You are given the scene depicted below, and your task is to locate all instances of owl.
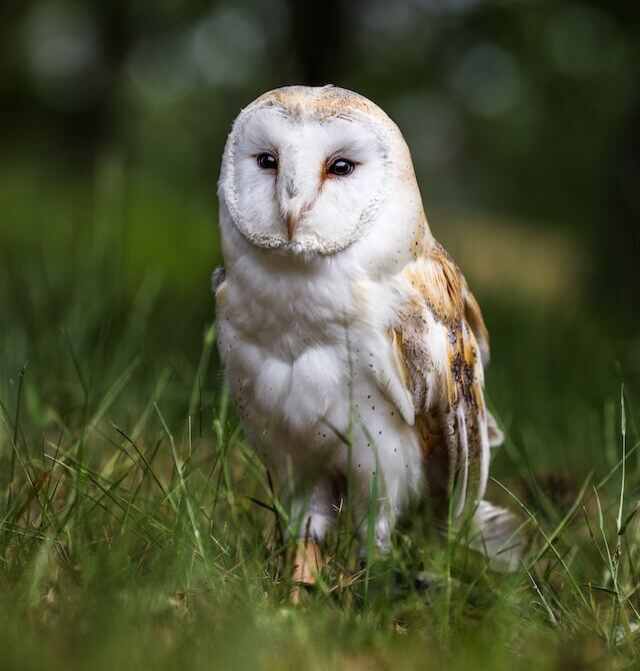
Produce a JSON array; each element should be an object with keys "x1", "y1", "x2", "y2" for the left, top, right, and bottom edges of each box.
[{"x1": 214, "y1": 85, "x2": 522, "y2": 597}]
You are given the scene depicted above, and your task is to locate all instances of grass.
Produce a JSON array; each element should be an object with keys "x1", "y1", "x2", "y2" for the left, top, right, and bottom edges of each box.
[{"x1": 1, "y1": 157, "x2": 639, "y2": 670}]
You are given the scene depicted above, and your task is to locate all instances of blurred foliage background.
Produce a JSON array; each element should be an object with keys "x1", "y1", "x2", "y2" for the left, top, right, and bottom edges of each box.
[{"x1": 1, "y1": 0, "x2": 639, "y2": 467}]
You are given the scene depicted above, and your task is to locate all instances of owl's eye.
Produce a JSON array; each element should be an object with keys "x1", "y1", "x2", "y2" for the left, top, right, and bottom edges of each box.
[
  {"x1": 256, "y1": 152, "x2": 278, "y2": 170},
  {"x1": 327, "y1": 158, "x2": 355, "y2": 177}
]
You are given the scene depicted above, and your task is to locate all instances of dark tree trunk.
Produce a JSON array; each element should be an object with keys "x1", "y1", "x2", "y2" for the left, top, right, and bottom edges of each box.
[{"x1": 285, "y1": 0, "x2": 352, "y2": 86}]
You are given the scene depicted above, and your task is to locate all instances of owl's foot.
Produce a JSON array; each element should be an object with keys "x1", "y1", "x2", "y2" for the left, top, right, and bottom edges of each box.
[{"x1": 290, "y1": 539, "x2": 323, "y2": 605}]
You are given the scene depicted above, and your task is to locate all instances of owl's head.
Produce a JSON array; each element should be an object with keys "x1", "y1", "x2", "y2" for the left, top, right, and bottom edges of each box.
[{"x1": 218, "y1": 86, "x2": 425, "y2": 258}]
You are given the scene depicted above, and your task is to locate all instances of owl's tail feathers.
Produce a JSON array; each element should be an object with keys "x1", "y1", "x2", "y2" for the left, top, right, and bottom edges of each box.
[{"x1": 467, "y1": 500, "x2": 527, "y2": 573}]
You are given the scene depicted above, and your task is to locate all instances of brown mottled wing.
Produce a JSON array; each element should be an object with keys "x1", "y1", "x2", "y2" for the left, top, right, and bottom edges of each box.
[
  {"x1": 391, "y1": 243, "x2": 492, "y2": 519},
  {"x1": 462, "y1": 280, "x2": 504, "y2": 447},
  {"x1": 462, "y1": 280, "x2": 490, "y2": 366}
]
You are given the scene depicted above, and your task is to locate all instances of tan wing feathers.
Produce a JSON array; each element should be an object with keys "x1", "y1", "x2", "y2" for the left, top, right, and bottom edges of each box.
[
  {"x1": 403, "y1": 242, "x2": 464, "y2": 327},
  {"x1": 391, "y1": 242, "x2": 493, "y2": 516},
  {"x1": 462, "y1": 281, "x2": 490, "y2": 366},
  {"x1": 397, "y1": 243, "x2": 483, "y2": 409}
]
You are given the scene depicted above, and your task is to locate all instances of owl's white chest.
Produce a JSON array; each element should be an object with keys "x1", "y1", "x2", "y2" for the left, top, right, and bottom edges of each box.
[
  {"x1": 218, "y1": 253, "x2": 357, "y2": 445},
  {"x1": 216, "y1": 250, "x2": 424, "y2": 506}
]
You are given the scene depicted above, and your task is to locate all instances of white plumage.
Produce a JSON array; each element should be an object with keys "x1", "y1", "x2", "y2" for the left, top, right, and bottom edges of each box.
[{"x1": 214, "y1": 85, "x2": 520, "y2": 582}]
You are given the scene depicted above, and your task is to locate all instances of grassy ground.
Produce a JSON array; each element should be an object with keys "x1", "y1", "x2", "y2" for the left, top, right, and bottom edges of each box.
[{"x1": 1, "y1": 158, "x2": 639, "y2": 670}]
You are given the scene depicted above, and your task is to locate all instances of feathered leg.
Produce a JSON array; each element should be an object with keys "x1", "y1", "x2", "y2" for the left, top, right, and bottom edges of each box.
[
  {"x1": 288, "y1": 480, "x2": 334, "y2": 603},
  {"x1": 291, "y1": 537, "x2": 323, "y2": 604}
]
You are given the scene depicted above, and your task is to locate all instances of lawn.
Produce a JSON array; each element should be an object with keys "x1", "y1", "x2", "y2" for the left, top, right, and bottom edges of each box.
[{"x1": 1, "y1": 159, "x2": 639, "y2": 670}]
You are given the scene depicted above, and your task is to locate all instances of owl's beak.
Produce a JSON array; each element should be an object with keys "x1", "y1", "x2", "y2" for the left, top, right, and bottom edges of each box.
[
  {"x1": 281, "y1": 198, "x2": 312, "y2": 241},
  {"x1": 285, "y1": 212, "x2": 297, "y2": 241},
  {"x1": 278, "y1": 164, "x2": 315, "y2": 241}
]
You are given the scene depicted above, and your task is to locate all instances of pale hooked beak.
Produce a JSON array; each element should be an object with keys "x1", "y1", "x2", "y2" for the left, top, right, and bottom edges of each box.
[
  {"x1": 285, "y1": 212, "x2": 297, "y2": 241},
  {"x1": 278, "y1": 161, "x2": 316, "y2": 241},
  {"x1": 281, "y1": 196, "x2": 313, "y2": 242}
]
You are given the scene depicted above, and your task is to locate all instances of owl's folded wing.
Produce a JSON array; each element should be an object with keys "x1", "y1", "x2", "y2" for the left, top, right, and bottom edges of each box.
[
  {"x1": 385, "y1": 243, "x2": 491, "y2": 517},
  {"x1": 381, "y1": 244, "x2": 521, "y2": 569},
  {"x1": 460, "y1": 274, "x2": 504, "y2": 447}
]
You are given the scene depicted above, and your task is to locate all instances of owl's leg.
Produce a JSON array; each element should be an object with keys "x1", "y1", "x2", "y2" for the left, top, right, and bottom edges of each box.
[
  {"x1": 291, "y1": 537, "x2": 322, "y2": 604},
  {"x1": 289, "y1": 479, "x2": 335, "y2": 604}
]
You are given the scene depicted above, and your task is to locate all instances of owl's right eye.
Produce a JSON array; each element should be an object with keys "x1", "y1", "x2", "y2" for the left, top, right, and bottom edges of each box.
[{"x1": 256, "y1": 153, "x2": 278, "y2": 170}]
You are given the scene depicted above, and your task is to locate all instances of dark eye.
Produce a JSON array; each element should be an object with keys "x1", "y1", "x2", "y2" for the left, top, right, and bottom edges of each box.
[
  {"x1": 256, "y1": 152, "x2": 277, "y2": 170},
  {"x1": 328, "y1": 158, "x2": 355, "y2": 177}
]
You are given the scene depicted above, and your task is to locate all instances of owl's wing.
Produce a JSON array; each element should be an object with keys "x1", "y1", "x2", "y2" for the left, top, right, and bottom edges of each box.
[
  {"x1": 460, "y1": 276, "x2": 504, "y2": 447},
  {"x1": 383, "y1": 243, "x2": 521, "y2": 569},
  {"x1": 387, "y1": 242, "x2": 490, "y2": 517}
]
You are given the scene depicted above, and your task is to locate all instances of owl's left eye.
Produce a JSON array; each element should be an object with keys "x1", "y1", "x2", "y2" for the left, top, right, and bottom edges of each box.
[
  {"x1": 256, "y1": 152, "x2": 278, "y2": 170},
  {"x1": 327, "y1": 158, "x2": 355, "y2": 177}
]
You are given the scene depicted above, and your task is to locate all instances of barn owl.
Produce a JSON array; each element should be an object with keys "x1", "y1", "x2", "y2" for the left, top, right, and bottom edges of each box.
[{"x1": 214, "y1": 85, "x2": 521, "y2": 595}]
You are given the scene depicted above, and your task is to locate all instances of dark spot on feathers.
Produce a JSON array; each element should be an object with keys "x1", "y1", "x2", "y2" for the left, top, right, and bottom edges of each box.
[{"x1": 211, "y1": 266, "x2": 226, "y2": 292}]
